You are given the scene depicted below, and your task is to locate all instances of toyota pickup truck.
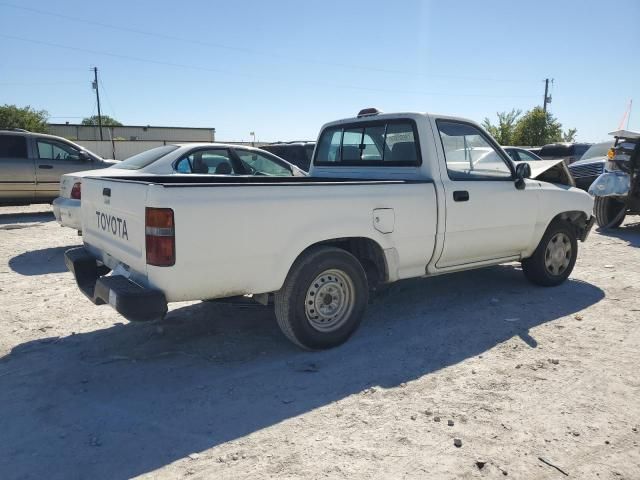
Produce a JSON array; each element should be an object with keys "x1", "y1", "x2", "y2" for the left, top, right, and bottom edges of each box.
[{"x1": 65, "y1": 109, "x2": 595, "y2": 350}]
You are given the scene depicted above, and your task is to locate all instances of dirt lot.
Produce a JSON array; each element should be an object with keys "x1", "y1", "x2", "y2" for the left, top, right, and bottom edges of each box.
[{"x1": 0, "y1": 205, "x2": 638, "y2": 480}]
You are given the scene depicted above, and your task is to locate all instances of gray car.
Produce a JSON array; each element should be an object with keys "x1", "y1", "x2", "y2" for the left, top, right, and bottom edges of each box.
[{"x1": 0, "y1": 129, "x2": 116, "y2": 205}]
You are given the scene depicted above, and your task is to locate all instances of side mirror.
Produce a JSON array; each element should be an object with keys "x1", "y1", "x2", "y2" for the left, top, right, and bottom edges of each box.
[
  {"x1": 78, "y1": 150, "x2": 91, "y2": 161},
  {"x1": 515, "y1": 162, "x2": 531, "y2": 190}
]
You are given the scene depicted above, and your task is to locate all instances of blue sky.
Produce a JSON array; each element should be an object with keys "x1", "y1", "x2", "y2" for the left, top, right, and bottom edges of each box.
[{"x1": 1, "y1": 0, "x2": 638, "y2": 142}]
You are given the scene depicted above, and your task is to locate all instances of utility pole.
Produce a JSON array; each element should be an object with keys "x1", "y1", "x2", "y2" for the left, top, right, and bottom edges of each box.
[
  {"x1": 543, "y1": 78, "x2": 551, "y2": 114},
  {"x1": 92, "y1": 67, "x2": 103, "y2": 140}
]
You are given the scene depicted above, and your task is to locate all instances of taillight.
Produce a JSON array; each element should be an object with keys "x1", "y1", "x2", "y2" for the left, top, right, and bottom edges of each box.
[
  {"x1": 145, "y1": 207, "x2": 175, "y2": 266},
  {"x1": 70, "y1": 182, "x2": 81, "y2": 200}
]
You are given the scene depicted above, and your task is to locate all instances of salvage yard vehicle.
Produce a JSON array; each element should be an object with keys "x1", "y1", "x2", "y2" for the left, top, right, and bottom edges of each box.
[
  {"x1": 589, "y1": 130, "x2": 640, "y2": 228},
  {"x1": 568, "y1": 141, "x2": 614, "y2": 191},
  {"x1": 65, "y1": 109, "x2": 595, "y2": 350},
  {"x1": 0, "y1": 129, "x2": 114, "y2": 205},
  {"x1": 54, "y1": 143, "x2": 305, "y2": 231},
  {"x1": 261, "y1": 141, "x2": 316, "y2": 172},
  {"x1": 538, "y1": 142, "x2": 592, "y2": 164}
]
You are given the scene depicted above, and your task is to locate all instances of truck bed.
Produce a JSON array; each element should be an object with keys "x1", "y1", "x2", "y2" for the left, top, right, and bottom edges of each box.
[{"x1": 80, "y1": 174, "x2": 438, "y2": 302}]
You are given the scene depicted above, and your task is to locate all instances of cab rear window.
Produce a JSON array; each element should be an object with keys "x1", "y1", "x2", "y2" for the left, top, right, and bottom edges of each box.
[{"x1": 314, "y1": 120, "x2": 420, "y2": 167}]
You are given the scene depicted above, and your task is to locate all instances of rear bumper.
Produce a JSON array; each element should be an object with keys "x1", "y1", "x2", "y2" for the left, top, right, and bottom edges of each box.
[
  {"x1": 64, "y1": 247, "x2": 167, "y2": 322},
  {"x1": 52, "y1": 197, "x2": 82, "y2": 230}
]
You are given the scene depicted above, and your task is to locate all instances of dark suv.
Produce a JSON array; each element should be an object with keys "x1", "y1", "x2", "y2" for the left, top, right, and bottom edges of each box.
[
  {"x1": 538, "y1": 142, "x2": 592, "y2": 164},
  {"x1": 261, "y1": 142, "x2": 316, "y2": 172},
  {"x1": 0, "y1": 129, "x2": 115, "y2": 205}
]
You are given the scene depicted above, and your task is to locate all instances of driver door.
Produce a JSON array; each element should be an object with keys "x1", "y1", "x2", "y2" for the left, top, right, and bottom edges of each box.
[
  {"x1": 34, "y1": 138, "x2": 89, "y2": 200},
  {"x1": 434, "y1": 120, "x2": 539, "y2": 268}
]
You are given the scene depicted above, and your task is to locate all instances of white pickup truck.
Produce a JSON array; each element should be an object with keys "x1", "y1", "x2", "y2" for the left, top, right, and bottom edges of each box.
[{"x1": 65, "y1": 109, "x2": 594, "y2": 350}]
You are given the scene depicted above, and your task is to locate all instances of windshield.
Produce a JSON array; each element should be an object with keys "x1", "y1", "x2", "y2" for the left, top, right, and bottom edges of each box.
[
  {"x1": 113, "y1": 145, "x2": 179, "y2": 170},
  {"x1": 581, "y1": 142, "x2": 613, "y2": 160}
]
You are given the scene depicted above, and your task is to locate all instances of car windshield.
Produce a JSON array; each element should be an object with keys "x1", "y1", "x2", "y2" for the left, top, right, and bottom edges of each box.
[
  {"x1": 581, "y1": 142, "x2": 613, "y2": 160},
  {"x1": 113, "y1": 145, "x2": 179, "y2": 170}
]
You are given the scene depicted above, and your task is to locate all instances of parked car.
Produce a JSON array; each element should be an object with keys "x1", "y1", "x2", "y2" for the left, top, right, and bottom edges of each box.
[
  {"x1": 503, "y1": 146, "x2": 543, "y2": 162},
  {"x1": 567, "y1": 141, "x2": 614, "y2": 190},
  {"x1": 527, "y1": 147, "x2": 543, "y2": 156},
  {"x1": 64, "y1": 108, "x2": 593, "y2": 350},
  {"x1": 538, "y1": 142, "x2": 592, "y2": 164},
  {"x1": 261, "y1": 142, "x2": 316, "y2": 171},
  {"x1": 0, "y1": 129, "x2": 115, "y2": 205},
  {"x1": 590, "y1": 130, "x2": 640, "y2": 228},
  {"x1": 53, "y1": 143, "x2": 305, "y2": 231}
]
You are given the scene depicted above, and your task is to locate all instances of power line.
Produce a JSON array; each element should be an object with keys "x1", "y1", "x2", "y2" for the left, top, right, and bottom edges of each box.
[
  {"x1": 0, "y1": 33, "x2": 539, "y2": 100},
  {"x1": 0, "y1": 1, "x2": 540, "y2": 84}
]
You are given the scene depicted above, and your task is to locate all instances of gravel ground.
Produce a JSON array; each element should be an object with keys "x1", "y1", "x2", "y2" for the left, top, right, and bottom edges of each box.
[{"x1": 0, "y1": 204, "x2": 639, "y2": 480}]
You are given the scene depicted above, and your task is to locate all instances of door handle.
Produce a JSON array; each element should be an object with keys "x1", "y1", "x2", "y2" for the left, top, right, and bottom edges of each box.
[
  {"x1": 453, "y1": 190, "x2": 469, "y2": 202},
  {"x1": 38, "y1": 165, "x2": 53, "y2": 169}
]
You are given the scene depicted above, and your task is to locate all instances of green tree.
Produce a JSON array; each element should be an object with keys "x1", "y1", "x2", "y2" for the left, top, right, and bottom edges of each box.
[
  {"x1": 482, "y1": 109, "x2": 522, "y2": 145},
  {"x1": 0, "y1": 104, "x2": 48, "y2": 132},
  {"x1": 562, "y1": 128, "x2": 577, "y2": 142},
  {"x1": 81, "y1": 115, "x2": 122, "y2": 126},
  {"x1": 512, "y1": 107, "x2": 566, "y2": 146}
]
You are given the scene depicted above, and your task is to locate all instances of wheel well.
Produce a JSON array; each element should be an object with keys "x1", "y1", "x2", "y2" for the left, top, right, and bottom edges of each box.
[
  {"x1": 552, "y1": 211, "x2": 589, "y2": 237},
  {"x1": 299, "y1": 237, "x2": 388, "y2": 289}
]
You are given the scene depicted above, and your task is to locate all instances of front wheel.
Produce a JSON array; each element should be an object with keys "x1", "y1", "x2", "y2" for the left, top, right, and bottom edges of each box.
[
  {"x1": 274, "y1": 247, "x2": 368, "y2": 350},
  {"x1": 522, "y1": 220, "x2": 578, "y2": 287},
  {"x1": 594, "y1": 196, "x2": 626, "y2": 229}
]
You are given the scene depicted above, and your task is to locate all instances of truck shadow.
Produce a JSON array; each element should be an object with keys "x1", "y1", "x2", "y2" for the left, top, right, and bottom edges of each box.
[
  {"x1": 0, "y1": 209, "x2": 54, "y2": 225},
  {"x1": 0, "y1": 265, "x2": 604, "y2": 480},
  {"x1": 9, "y1": 245, "x2": 81, "y2": 276},
  {"x1": 597, "y1": 221, "x2": 640, "y2": 247}
]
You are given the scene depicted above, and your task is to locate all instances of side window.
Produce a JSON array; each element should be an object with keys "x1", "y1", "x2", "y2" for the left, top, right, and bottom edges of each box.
[
  {"x1": 37, "y1": 140, "x2": 80, "y2": 161},
  {"x1": 436, "y1": 121, "x2": 512, "y2": 180},
  {"x1": 314, "y1": 121, "x2": 419, "y2": 166},
  {"x1": 236, "y1": 151, "x2": 292, "y2": 176},
  {"x1": 0, "y1": 135, "x2": 28, "y2": 159},
  {"x1": 174, "y1": 149, "x2": 235, "y2": 174}
]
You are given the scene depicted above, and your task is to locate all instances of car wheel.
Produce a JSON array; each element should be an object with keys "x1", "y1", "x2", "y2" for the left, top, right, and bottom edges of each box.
[
  {"x1": 274, "y1": 246, "x2": 368, "y2": 350},
  {"x1": 594, "y1": 196, "x2": 626, "y2": 229},
  {"x1": 522, "y1": 220, "x2": 578, "y2": 287}
]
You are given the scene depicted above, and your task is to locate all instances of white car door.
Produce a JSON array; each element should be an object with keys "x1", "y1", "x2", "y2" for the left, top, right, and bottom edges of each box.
[{"x1": 433, "y1": 120, "x2": 539, "y2": 268}]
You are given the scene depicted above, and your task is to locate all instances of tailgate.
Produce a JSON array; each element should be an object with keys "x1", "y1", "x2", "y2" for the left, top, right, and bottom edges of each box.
[{"x1": 81, "y1": 177, "x2": 149, "y2": 275}]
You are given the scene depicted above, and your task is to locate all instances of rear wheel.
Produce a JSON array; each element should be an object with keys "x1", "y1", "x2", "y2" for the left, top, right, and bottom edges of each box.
[
  {"x1": 594, "y1": 196, "x2": 626, "y2": 229},
  {"x1": 522, "y1": 220, "x2": 578, "y2": 287},
  {"x1": 274, "y1": 247, "x2": 368, "y2": 350}
]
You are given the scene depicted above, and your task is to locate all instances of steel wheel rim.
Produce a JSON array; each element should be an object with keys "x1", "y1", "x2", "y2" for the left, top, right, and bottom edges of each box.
[
  {"x1": 544, "y1": 232, "x2": 572, "y2": 276},
  {"x1": 305, "y1": 269, "x2": 355, "y2": 332}
]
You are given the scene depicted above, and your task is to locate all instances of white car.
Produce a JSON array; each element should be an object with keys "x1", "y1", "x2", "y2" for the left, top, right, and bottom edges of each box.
[
  {"x1": 65, "y1": 109, "x2": 594, "y2": 350},
  {"x1": 53, "y1": 143, "x2": 305, "y2": 231}
]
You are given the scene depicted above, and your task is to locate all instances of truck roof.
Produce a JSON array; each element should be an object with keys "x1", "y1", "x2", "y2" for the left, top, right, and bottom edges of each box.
[{"x1": 320, "y1": 110, "x2": 479, "y2": 131}]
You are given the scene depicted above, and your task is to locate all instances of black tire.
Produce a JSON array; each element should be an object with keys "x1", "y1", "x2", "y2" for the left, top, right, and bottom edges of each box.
[
  {"x1": 594, "y1": 196, "x2": 626, "y2": 229},
  {"x1": 522, "y1": 220, "x2": 578, "y2": 287},
  {"x1": 274, "y1": 246, "x2": 369, "y2": 350}
]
